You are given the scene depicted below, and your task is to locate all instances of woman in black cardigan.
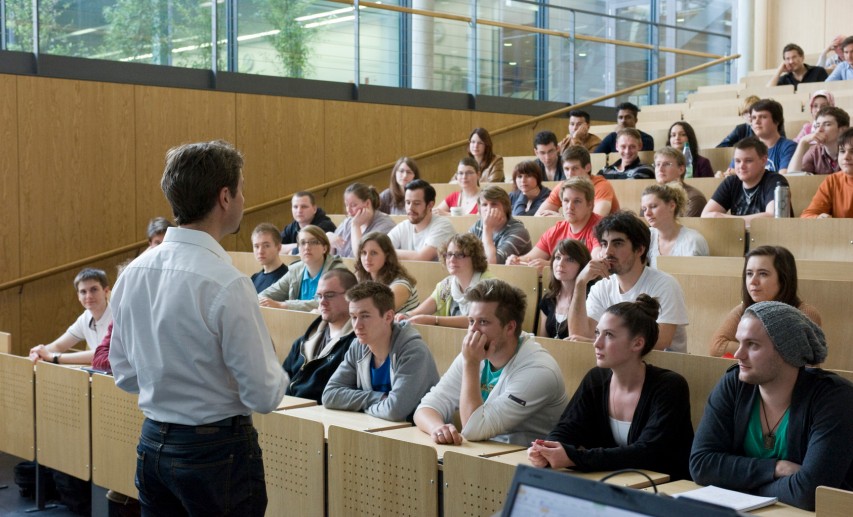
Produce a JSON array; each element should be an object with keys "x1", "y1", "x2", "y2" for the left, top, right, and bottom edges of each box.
[{"x1": 528, "y1": 294, "x2": 694, "y2": 480}]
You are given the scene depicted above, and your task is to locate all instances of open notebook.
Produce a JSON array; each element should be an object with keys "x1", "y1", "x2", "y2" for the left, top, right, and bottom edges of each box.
[{"x1": 675, "y1": 485, "x2": 778, "y2": 512}]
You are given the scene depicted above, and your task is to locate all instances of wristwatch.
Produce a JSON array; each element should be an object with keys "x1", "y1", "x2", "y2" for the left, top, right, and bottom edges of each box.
[{"x1": 52, "y1": 353, "x2": 61, "y2": 364}]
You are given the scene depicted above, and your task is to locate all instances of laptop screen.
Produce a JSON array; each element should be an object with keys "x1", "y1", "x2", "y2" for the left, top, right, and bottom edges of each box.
[{"x1": 501, "y1": 466, "x2": 740, "y2": 517}]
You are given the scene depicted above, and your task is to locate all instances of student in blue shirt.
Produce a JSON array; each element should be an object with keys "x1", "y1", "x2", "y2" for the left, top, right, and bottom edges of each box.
[{"x1": 322, "y1": 281, "x2": 439, "y2": 422}]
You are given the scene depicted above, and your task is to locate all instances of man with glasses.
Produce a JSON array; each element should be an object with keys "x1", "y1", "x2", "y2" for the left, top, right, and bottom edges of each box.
[
  {"x1": 414, "y1": 279, "x2": 567, "y2": 445},
  {"x1": 533, "y1": 131, "x2": 564, "y2": 182},
  {"x1": 322, "y1": 281, "x2": 439, "y2": 422},
  {"x1": 388, "y1": 179, "x2": 455, "y2": 261},
  {"x1": 283, "y1": 269, "x2": 359, "y2": 403}
]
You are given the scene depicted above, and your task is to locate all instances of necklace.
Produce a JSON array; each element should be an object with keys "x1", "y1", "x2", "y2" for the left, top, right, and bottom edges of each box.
[
  {"x1": 742, "y1": 184, "x2": 759, "y2": 205},
  {"x1": 760, "y1": 398, "x2": 787, "y2": 450}
]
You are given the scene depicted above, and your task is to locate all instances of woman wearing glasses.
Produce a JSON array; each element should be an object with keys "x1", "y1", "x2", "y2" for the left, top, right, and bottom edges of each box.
[
  {"x1": 434, "y1": 157, "x2": 482, "y2": 216},
  {"x1": 259, "y1": 225, "x2": 347, "y2": 311},
  {"x1": 354, "y1": 232, "x2": 419, "y2": 314},
  {"x1": 395, "y1": 233, "x2": 491, "y2": 328}
]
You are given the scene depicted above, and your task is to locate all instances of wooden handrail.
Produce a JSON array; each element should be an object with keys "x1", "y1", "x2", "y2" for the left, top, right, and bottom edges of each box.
[
  {"x1": 331, "y1": 0, "x2": 726, "y2": 60},
  {"x1": 0, "y1": 54, "x2": 739, "y2": 292}
]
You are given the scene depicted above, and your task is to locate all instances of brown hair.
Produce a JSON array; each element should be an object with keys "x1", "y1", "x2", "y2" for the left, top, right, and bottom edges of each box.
[
  {"x1": 468, "y1": 128, "x2": 496, "y2": 171},
  {"x1": 560, "y1": 176, "x2": 595, "y2": 204},
  {"x1": 544, "y1": 239, "x2": 592, "y2": 302},
  {"x1": 354, "y1": 232, "x2": 416, "y2": 286},
  {"x1": 478, "y1": 186, "x2": 512, "y2": 220},
  {"x1": 298, "y1": 225, "x2": 331, "y2": 259},
  {"x1": 345, "y1": 182, "x2": 381, "y2": 210},
  {"x1": 252, "y1": 222, "x2": 282, "y2": 246},
  {"x1": 439, "y1": 233, "x2": 488, "y2": 274},
  {"x1": 388, "y1": 157, "x2": 421, "y2": 211},
  {"x1": 641, "y1": 183, "x2": 688, "y2": 218},
  {"x1": 605, "y1": 294, "x2": 661, "y2": 355},
  {"x1": 464, "y1": 279, "x2": 527, "y2": 338},
  {"x1": 560, "y1": 145, "x2": 591, "y2": 169},
  {"x1": 346, "y1": 281, "x2": 396, "y2": 316},
  {"x1": 742, "y1": 246, "x2": 801, "y2": 309},
  {"x1": 512, "y1": 160, "x2": 544, "y2": 190}
]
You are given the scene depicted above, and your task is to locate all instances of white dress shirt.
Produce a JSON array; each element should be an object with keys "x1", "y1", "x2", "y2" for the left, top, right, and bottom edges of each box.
[{"x1": 109, "y1": 227, "x2": 288, "y2": 425}]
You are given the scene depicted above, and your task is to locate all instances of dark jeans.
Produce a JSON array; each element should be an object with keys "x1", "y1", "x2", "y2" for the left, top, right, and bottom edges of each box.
[{"x1": 136, "y1": 416, "x2": 267, "y2": 517}]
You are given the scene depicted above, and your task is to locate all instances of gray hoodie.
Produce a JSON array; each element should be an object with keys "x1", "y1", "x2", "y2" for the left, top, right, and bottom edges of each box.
[{"x1": 322, "y1": 323, "x2": 439, "y2": 422}]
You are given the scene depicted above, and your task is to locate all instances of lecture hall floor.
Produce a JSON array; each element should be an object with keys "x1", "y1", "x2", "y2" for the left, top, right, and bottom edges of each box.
[{"x1": 0, "y1": 452, "x2": 78, "y2": 516}]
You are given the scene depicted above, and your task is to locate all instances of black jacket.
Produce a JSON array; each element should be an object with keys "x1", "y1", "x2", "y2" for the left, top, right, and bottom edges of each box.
[{"x1": 283, "y1": 316, "x2": 356, "y2": 403}]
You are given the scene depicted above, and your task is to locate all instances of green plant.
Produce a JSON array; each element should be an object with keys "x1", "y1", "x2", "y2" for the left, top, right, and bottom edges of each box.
[{"x1": 262, "y1": 0, "x2": 315, "y2": 78}]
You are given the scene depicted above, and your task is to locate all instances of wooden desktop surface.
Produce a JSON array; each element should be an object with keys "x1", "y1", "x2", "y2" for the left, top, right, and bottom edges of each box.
[
  {"x1": 373, "y1": 425, "x2": 526, "y2": 461},
  {"x1": 276, "y1": 395, "x2": 317, "y2": 410},
  {"x1": 649, "y1": 480, "x2": 814, "y2": 516},
  {"x1": 281, "y1": 405, "x2": 411, "y2": 437}
]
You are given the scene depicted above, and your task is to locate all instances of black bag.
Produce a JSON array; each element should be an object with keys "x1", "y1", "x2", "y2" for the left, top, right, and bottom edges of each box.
[
  {"x1": 52, "y1": 470, "x2": 91, "y2": 516},
  {"x1": 13, "y1": 460, "x2": 57, "y2": 500}
]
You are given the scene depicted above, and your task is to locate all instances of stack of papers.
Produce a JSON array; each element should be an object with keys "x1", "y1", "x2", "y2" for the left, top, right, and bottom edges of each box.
[{"x1": 674, "y1": 485, "x2": 778, "y2": 512}]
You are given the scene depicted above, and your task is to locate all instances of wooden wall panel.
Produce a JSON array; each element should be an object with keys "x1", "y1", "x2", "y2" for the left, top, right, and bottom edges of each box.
[
  {"x1": 134, "y1": 86, "x2": 237, "y2": 241},
  {"x1": 17, "y1": 77, "x2": 135, "y2": 275},
  {"x1": 233, "y1": 93, "x2": 325, "y2": 249},
  {"x1": 0, "y1": 74, "x2": 19, "y2": 284}
]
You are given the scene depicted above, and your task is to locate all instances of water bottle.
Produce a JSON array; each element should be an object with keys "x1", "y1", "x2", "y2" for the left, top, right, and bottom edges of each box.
[
  {"x1": 774, "y1": 183, "x2": 790, "y2": 218},
  {"x1": 683, "y1": 142, "x2": 694, "y2": 179}
]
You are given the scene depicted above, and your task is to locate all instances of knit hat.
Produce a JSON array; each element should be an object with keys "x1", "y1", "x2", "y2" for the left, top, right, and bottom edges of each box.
[
  {"x1": 809, "y1": 90, "x2": 836, "y2": 110},
  {"x1": 745, "y1": 301, "x2": 828, "y2": 367}
]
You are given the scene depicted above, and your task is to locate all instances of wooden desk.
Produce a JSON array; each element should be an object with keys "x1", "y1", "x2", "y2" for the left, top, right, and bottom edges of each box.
[
  {"x1": 276, "y1": 394, "x2": 317, "y2": 410},
  {"x1": 373, "y1": 425, "x2": 525, "y2": 461},
  {"x1": 650, "y1": 480, "x2": 814, "y2": 516},
  {"x1": 488, "y1": 450, "x2": 670, "y2": 489},
  {"x1": 282, "y1": 405, "x2": 411, "y2": 437}
]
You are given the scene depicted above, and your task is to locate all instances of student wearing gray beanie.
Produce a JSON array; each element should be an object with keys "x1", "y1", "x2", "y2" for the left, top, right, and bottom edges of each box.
[
  {"x1": 690, "y1": 302, "x2": 853, "y2": 511},
  {"x1": 745, "y1": 301, "x2": 828, "y2": 367}
]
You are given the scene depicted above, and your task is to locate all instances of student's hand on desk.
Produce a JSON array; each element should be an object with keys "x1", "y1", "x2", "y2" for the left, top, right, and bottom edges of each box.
[
  {"x1": 527, "y1": 444, "x2": 549, "y2": 468},
  {"x1": 774, "y1": 460, "x2": 801, "y2": 478},
  {"x1": 258, "y1": 298, "x2": 287, "y2": 309},
  {"x1": 529, "y1": 440, "x2": 573, "y2": 469},
  {"x1": 535, "y1": 209, "x2": 561, "y2": 217},
  {"x1": 524, "y1": 258, "x2": 549, "y2": 272},
  {"x1": 430, "y1": 423, "x2": 463, "y2": 445},
  {"x1": 29, "y1": 344, "x2": 48, "y2": 363}
]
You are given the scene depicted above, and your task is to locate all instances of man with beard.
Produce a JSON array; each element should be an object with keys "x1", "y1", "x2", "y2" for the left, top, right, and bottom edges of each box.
[
  {"x1": 567, "y1": 211, "x2": 689, "y2": 352},
  {"x1": 387, "y1": 179, "x2": 456, "y2": 261}
]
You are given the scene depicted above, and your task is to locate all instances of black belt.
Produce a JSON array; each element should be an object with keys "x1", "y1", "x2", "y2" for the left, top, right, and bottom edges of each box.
[{"x1": 148, "y1": 415, "x2": 253, "y2": 430}]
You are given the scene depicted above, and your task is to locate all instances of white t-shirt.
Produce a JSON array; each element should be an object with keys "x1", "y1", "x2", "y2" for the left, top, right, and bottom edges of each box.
[
  {"x1": 66, "y1": 305, "x2": 112, "y2": 349},
  {"x1": 586, "y1": 267, "x2": 689, "y2": 353},
  {"x1": 647, "y1": 226, "x2": 710, "y2": 269},
  {"x1": 387, "y1": 215, "x2": 456, "y2": 259}
]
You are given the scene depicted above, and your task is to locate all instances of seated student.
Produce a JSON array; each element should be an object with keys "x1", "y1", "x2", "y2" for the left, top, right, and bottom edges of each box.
[
  {"x1": 569, "y1": 211, "x2": 689, "y2": 353},
  {"x1": 532, "y1": 131, "x2": 564, "y2": 182},
  {"x1": 766, "y1": 43, "x2": 828, "y2": 88},
  {"x1": 709, "y1": 246, "x2": 822, "y2": 358},
  {"x1": 146, "y1": 216, "x2": 174, "y2": 249},
  {"x1": 283, "y1": 269, "x2": 359, "y2": 403},
  {"x1": 281, "y1": 191, "x2": 337, "y2": 255},
  {"x1": 793, "y1": 90, "x2": 835, "y2": 143},
  {"x1": 702, "y1": 137, "x2": 790, "y2": 226},
  {"x1": 467, "y1": 127, "x2": 504, "y2": 183},
  {"x1": 387, "y1": 179, "x2": 455, "y2": 261},
  {"x1": 598, "y1": 128, "x2": 655, "y2": 180},
  {"x1": 259, "y1": 225, "x2": 347, "y2": 311},
  {"x1": 668, "y1": 121, "x2": 714, "y2": 178},
  {"x1": 435, "y1": 157, "x2": 482, "y2": 216},
  {"x1": 469, "y1": 186, "x2": 532, "y2": 265},
  {"x1": 825, "y1": 35, "x2": 853, "y2": 81},
  {"x1": 396, "y1": 233, "x2": 491, "y2": 329},
  {"x1": 690, "y1": 302, "x2": 853, "y2": 511},
  {"x1": 414, "y1": 279, "x2": 568, "y2": 445},
  {"x1": 641, "y1": 183, "x2": 709, "y2": 269},
  {"x1": 653, "y1": 146, "x2": 706, "y2": 217},
  {"x1": 536, "y1": 146, "x2": 620, "y2": 217},
  {"x1": 379, "y1": 157, "x2": 420, "y2": 215},
  {"x1": 529, "y1": 295, "x2": 693, "y2": 480},
  {"x1": 721, "y1": 99, "x2": 796, "y2": 175},
  {"x1": 716, "y1": 95, "x2": 761, "y2": 148},
  {"x1": 329, "y1": 183, "x2": 396, "y2": 258},
  {"x1": 537, "y1": 239, "x2": 591, "y2": 340},
  {"x1": 817, "y1": 35, "x2": 845, "y2": 74},
  {"x1": 789, "y1": 106, "x2": 849, "y2": 174},
  {"x1": 322, "y1": 281, "x2": 439, "y2": 422},
  {"x1": 801, "y1": 127, "x2": 853, "y2": 218},
  {"x1": 558, "y1": 109, "x2": 602, "y2": 153},
  {"x1": 250, "y1": 223, "x2": 288, "y2": 293},
  {"x1": 91, "y1": 259, "x2": 137, "y2": 373},
  {"x1": 509, "y1": 160, "x2": 551, "y2": 216},
  {"x1": 508, "y1": 177, "x2": 602, "y2": 269},
  {"x1": 355, "y1": 232, "x2": 419, "y2": 314},
  {"x1": 594, "y1": 102, "x2": 655, "y2": 153},
  {"x1": 29, "y1": 268, "x2": 112, "y2": 365}
]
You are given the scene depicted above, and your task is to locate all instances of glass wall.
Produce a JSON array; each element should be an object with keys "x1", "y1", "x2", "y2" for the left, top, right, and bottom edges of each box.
[{"x1": 1, "y1": 0, "x2": 733, "y2": 107}]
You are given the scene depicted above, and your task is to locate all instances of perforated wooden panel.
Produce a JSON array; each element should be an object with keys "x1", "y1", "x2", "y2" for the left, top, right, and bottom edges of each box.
[
  {"x1": 443, "y1": 452, "x2": 516, "y2": 517},
  {"x1": 255, "y1": 412, "x2": 325, "y2": 517},
  {"x1": 91, "y1": 373, "x2": 143, "y2": 496},
  {"x1": 328, "y1": 426, "x2": 438, "y2": 517},
  {"x1": 35, "y1": 363, "x2": 91, "y2": 480},
  {"x1": 0, "y1": 353, "x2": 35, "y2": 460}
]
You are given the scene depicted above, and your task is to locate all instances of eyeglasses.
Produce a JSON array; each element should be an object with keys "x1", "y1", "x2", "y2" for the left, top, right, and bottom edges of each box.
[
  {"x1": 299, "y1": 239, "x2": 322, "y2": 247},
  {"x1": 456, "y1": 170, "x2": 478, "y2": 177},
  {"x1": 314, "y1": 291, "x2": 345, "y2": 301},
  {"x1": 442, "y1": 252, "x2": 468, "y2": 260}
]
